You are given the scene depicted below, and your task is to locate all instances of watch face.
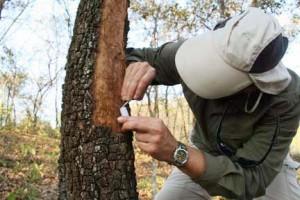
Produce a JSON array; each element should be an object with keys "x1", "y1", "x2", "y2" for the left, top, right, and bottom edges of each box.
[
  {"x1": 175, "y1": 149, "x2": 188, "y2": 163},
  {"x1": 173, "y1": 143, "x2": 189, "y2": 166}
]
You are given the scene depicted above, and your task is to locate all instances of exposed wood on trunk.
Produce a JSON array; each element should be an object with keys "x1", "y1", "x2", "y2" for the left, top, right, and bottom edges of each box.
[{"x1": 92, "y1": 0, "x2": 128, "y2": 132}]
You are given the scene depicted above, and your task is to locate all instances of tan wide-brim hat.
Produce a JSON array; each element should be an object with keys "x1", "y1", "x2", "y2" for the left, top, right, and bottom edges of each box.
[{"x1": 175, "y1": 7, "x2": 291, "y2": 99}]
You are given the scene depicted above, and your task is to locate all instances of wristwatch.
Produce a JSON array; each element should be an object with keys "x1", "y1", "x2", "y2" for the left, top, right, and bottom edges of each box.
[{"x1": 172, "y1": 142, "x2": 189, "y2": 167}]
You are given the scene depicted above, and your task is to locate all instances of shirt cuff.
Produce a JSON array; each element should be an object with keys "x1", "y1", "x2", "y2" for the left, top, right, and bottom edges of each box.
[{"x1": 126, "y1": 56, "x2": 143, "y2": 64}]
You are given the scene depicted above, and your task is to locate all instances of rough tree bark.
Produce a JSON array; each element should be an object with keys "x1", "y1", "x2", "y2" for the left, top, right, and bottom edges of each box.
[{"x1": 58, "y1": 0, "x2": 138, "y2": 199}]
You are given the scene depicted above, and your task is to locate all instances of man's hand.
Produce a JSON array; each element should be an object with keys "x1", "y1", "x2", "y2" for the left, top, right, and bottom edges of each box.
[
  {"x1": 121, "y1": 62, "x2": 156, "y2": 101},
  {"x1": 117, "y1": 116, "x2": 177, "y2": 163}
]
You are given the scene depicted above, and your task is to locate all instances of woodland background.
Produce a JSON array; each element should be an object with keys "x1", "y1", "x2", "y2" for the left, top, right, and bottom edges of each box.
[{"x1": 0, "y1": 0, "x2": 300, "y2": 199}]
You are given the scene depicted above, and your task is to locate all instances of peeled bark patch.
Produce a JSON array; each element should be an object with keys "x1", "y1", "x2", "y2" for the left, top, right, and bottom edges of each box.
[{"x1": 92, "y1": 0, "x2": 128, "y2": 132}]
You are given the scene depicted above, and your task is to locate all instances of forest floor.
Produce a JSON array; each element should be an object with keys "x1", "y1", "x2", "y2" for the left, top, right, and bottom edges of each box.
[
  {"x1": 0, "y1": 130, "x2": 299, "y2": 200},
  {"x1": 0, "y1": 131, "x2": 59, "y2": 200},
  {"x1": 0, "y1": 130, "x2": 171, "y2": 200}
]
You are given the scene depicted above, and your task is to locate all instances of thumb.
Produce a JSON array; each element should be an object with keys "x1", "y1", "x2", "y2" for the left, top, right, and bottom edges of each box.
[{"x1": 117, "y1": 116, "x2": 129, "y2": 124}]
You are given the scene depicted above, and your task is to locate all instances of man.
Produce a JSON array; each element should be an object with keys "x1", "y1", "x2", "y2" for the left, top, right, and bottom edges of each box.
[{"x1": 117, "y1": 8, "x2": 300, "y2": 200}]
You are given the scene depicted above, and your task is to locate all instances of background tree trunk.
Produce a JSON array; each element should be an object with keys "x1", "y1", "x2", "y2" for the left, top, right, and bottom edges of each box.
[
  {"x1": 0, "y1": 0, "x2": 5, "y2": 19},
  {"x1": 58, "y1": 0, "x2": 138, "y2": 199},
  {"x1": 251, "y1": 0, "x2": 259, "y2": 7}
]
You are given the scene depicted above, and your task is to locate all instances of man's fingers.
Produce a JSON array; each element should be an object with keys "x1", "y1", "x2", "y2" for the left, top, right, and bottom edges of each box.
[
  {"x1": 121, "y1": 62, "x2": 155, "y2": 101},
  {"x1": 117, "y1": 116, "x2": 128, "y2": 124},
  {"x1": 134, "y1": 68, "x2": 156, "y2": 100},
  {"x1": 122, "y1": 62, "x2": 145, "y2": 100},
  {"x1": 122, "y1": 64, "x2": 137, "y2": 100},
  {"x1": 120, "y1": 119, "x2": 149, "y2": 132},
  {"x1": 126, "y1": 67, "x2": 148, "y2": 100},
  {"x1": 117, "y1": 116, "x2": 155, "y2": 133},
  {"x1": 118, "y1": 117, "x2": 156, "y2": 142}
]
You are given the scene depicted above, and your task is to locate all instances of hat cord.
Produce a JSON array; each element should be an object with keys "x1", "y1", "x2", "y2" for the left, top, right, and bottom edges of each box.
[{"x1": 244, "y1": 92, "x2": 263, "y2": 113}]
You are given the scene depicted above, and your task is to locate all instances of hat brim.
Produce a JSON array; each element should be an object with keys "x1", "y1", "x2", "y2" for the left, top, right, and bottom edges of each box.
[
  {"x1": 175, "y1": 32, "x2": 252, "y2": 99},
  {"x1": 249, "y1": 62, "x2": 291, "y2": 95}
]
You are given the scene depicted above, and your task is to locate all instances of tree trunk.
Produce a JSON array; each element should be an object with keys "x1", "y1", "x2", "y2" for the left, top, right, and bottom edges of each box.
[
  {"x1": 58, "y1": 0, "x2": 138, "y2": 199},
  {"x1": 251, "y1": 0, "x2": 260, "y2": 7},
  {"x1": 0, "y1": 0, "x2": 5, "y2": 19},
  {"x1": 218, "y1": 0, "x2": 226, "y2": 18}
]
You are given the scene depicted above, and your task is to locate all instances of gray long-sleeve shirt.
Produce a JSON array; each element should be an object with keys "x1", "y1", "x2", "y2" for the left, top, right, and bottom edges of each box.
[{"x1": 126, "y1": 41, "x2": 300, "y2": 199}]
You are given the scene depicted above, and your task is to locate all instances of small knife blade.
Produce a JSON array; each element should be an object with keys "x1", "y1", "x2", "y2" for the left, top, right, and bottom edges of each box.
[{"x1": 120, "y1": 100, "x2": 130, "y2": 116}]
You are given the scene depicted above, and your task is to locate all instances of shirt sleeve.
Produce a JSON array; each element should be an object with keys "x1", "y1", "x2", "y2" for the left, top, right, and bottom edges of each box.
[
  {"x1": 194, "y1": 98, "x2": 300, "y2": 199},
  {"x1": 126, "y1": 40, "x2": 185, "y2": 85}
]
